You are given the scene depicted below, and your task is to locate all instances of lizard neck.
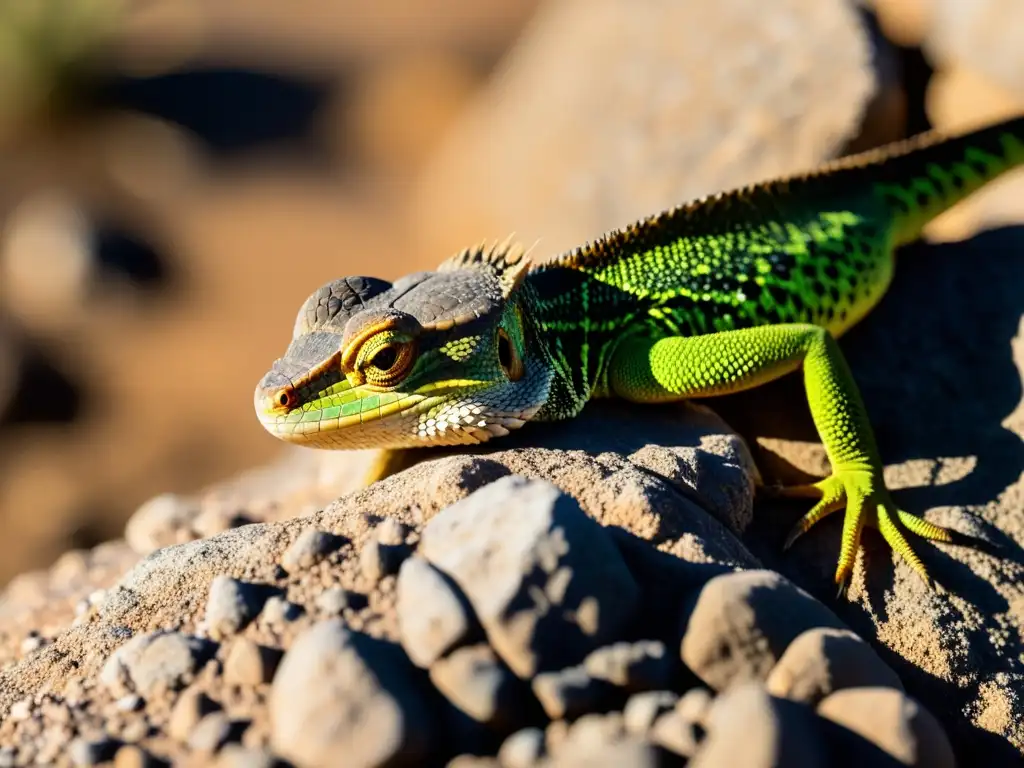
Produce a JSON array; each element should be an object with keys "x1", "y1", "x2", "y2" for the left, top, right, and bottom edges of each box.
[{"x1": 522, "y1": 266, "x2": 646, "y2": 420}]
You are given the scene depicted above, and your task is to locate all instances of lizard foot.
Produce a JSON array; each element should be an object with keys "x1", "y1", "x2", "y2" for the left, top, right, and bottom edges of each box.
[{"x1": 773, "y1": 468, "x2": 955, "y2": 592}]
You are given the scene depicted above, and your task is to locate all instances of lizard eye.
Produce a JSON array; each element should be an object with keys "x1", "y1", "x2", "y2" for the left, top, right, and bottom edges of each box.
[
  {"x1": 364, "y1": 340, "x2": 416, "y2": 387},
  {"x1": 498, "y1": 328, "x2": 524, "y2": 382}
]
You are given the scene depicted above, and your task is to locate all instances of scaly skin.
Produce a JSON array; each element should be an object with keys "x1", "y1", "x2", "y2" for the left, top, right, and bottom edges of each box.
[{"x1": 256, "y1": 115, "x2": 1024, "y2": 593}]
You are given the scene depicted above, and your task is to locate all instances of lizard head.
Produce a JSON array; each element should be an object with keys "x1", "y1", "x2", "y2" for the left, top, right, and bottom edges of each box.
[{"x1": 254, "y1": 241, "x2": 553, "y2": 449}]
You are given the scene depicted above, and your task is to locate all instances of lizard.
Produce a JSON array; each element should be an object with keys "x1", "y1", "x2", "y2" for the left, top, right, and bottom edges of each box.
[{"x1": 254, "y1": 114, "x2": 1024, "y2": 593}]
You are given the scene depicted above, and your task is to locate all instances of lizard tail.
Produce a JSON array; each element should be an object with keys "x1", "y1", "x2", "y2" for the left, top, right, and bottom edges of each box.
[{"x1": 862, "y1": 115, "x2": 1024, "y2": 247}]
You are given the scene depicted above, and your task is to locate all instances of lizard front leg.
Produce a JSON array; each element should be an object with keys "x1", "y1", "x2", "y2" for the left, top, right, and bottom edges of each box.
[{"x1": 608, "y1": 324, "x2": 955, "y2": 592}]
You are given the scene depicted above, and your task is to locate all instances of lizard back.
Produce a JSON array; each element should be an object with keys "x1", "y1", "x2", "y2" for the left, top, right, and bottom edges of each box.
[{"x1": 524, "y1": 115, "x2": 1024, "y2": 416}]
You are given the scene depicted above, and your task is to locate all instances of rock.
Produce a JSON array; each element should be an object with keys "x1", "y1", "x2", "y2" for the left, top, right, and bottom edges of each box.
[
  {"x1": 270, "y1": 619, "x2": 435, "y2": 768},
  {"x1": 397, "y1": 556, "x2": 476, "y2": 668},
  {"x1": 817, "y1": 687, "x2": 955, "y2": 768},
  {"x1": 547, "y1": 736, "x2": 666, "y2": 768},
  {"x1": 497, "y1": 727, "x2": 546, "y2": 768},
  {"x1": 113, "y1": 745, "x2": 158, "y2": 768},
  {"x1": 414, "y1": 0, "x2": 883, "y2": 261},
  {"x1": 315, "y1": 586, "x2": 350, "y2": 616},
  {"x1": 649, "y1": 708, "x2": 701, "y2": 758},
  {"x1": 583, "y1": 640, "x2": 672, "y2": 692},
  {"x1": 68, "y1": 737, "x2": 119, "y2": 767},
  {"x1": 765, "y1": 627, "x2": 903, "y2": 705},
  {"x1": 420, "y1": 476, "x2": 640, "y2": 678},
  {"x1": 360, "y1": 539, "x2": 407, "y2": 584},
  {"x1": 169, "y1": 688, "x2": 219, "y2": 743},
  {"x1": 261, "y1": 596, "x2": 302, "y2": 625},
  {"x1": 532, "y1": 666, "x2": 615, "y2": 721},
  {"x1": 623, "y1": 691, "x2": 680, "y2": 735},
  {"x1": 188, "y1": 711, "x2": 235, "y2": 753},
  {"x1": 124, "y1": 493, "x2": 198, "y2": 555},
  {"x1": 223, "y1": 638, "x2": 281, "y2": 686},
  {"x1": 215, "y1": 745, "x2": 277, "y2": 768},
  {"x1": 564, "y1": 712, "x2": 626, "y2": 748},
  {"x1": 203, "y1": 575, "x2": 270, "y2": 640},
  {"x1": 376, "y1": 517, "x2": 408, "y2": 546},
  {"x1": 100, "y1": 630, "x2": 215, "y2": 698},
  {"x1": 429, "y1": 644, "x2": 532, "y2": 730},
  {"x1": 115, "y1": 694, "x2": 143, "y2": 712},
  {"x1": 680, "y1": 570, "x2": 846, "y2": 691},
  {"x1": 925, "y1": 0, "x2": 1024, "y2": 99},
  {"x1": 675, "y1": 687, "x2": 713, "y2": 728},
  {"x1": 691, "y1": 682, "x2": 827, "y2": 767},
  {"x1": 280, "y1": 528, "x2": 342, "y2": 573}
]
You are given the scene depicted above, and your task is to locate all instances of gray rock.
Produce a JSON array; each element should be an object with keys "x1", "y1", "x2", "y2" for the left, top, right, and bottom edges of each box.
[
  {"x1": 583, "y1": 640, "x2": 672, "y2": 691},
  {"x1": 203, "y1": 575, "x2": 269, "y2": 640},
  {"x1": 548, "y1": 736, "x2": 665, "y2": 768},
  {"x1": 68, "y1": 737, "x2": 118, "y2": 767},
  {"x1": 429, "y1": 644, "x2": 531, "y2": 730},
  {"x1": 623, "y1": 691, "x2": 680, "y2": 735},
  {"x1": 420, "y1": 476, "x2": 640, "y2": 678},
  {"x1": 691, "y1": 682, "x2": 827, "y2": 768},
  {"x1": 215, "y1": 745, "x2": 277, "y2": 768},
  {"x1": 169, "y1": 687, "x2": 219, "y2": 743},
  {"x1": 223, "y1": 637, "x2": 281, "y2": 686},
  {"x1": 261, "y1": 595, "x2": 302, "y2": 625},
  {"x1": 100, "y1": 630, "x2": 215, "y2": 697},
  {"x1": 280, "y1": 528, "x2": 342, "y2": 573},
  {"x1": 315, "y1": 586, "x2": 350, "y2": 616},
  {"x1": 649, "y1": 709, "x2": 701, "y2": 758},
  {"x1": 360, "y1": 539, "x2": 407, "y2": 584},
  {"x1": 189, "y1": 711, "x2": 235, "y2": 753},
  {"x1": 497, "y1": 727, "x2": 546, "y2": 768},
  {"x1": 765, "y1": 627, "x2": 903, "y2": 705},
  {"x1": 817, "y1": 687, "x2": 955, "y2": 768},
  {"x1": 397, "y1": 556, "x2": 476, "y2": 668},
  {"x1": 680, "y1": 570, "x2": 846, "y2": 691},
  {"x1": 270, "y1": 619, "x2": 434, "y2": 768},
  {"x1": 376, "y1": 517, "x2": 408, "y2": 546},
  {"x1": 532, "y1": 666, "x2": 614, "y2": 721}
]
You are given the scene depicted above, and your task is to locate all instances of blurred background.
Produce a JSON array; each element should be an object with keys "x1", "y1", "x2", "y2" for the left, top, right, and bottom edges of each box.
[{"x1": 0, "y1": 0, "x2": 1021, "y2": 586}]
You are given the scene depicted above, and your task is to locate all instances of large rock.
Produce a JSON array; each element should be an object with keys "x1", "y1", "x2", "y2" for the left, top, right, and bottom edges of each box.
[
  {"x1": 413, "y1": 0, "x2": 892, "y2": 261},
  {"x1": 418, "y1": 475, "x2": 640, "y2": 678}
]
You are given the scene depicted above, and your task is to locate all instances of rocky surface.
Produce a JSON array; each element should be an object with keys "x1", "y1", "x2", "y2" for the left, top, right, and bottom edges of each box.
[
  {"x1": 1, "y1": 0, "x2": 1023, "y2": 766},
  {"x1": 0, "y1": 389, "x2": 1021, "y2": 765}
]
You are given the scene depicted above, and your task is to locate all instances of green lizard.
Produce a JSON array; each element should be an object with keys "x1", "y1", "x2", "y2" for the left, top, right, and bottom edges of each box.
[{"x1": 255, "y1": 115, "x2": 1024, "y2": 592}]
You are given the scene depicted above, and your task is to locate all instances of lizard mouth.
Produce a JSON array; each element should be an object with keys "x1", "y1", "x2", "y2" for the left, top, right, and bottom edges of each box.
[{"x1": 255, "y1": 380, "x2": 540, "y2": 450}]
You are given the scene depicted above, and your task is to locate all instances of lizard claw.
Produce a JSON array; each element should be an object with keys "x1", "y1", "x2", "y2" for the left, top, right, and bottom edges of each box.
[{"x1": 774, "y1": 467, "x2": 957, "y2": 590}]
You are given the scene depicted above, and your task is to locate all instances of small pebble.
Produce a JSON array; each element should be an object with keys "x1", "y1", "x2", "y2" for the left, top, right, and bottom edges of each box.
[
  {"x1": 115, "y1": 694, "x2": 144, "y2": 712},
  {"x1": 623, "y1": 690, "x2": 679, "y2": 734},
  {"x1": 216, "y1": 745, "x2": 277, "y2": 768},
  {"x1": 9, "y1": 699, "x2": 32, "y2": 722},
  {"x1": 359, "y1": 539, "x2": 405, "y2": 583},
  {"x1": 498, "y1": 727, "x2": 546, "y2": 768},
  {"x1": 20, "y1": 632, "x2": 46, "y2": 655},
  {"x1": 375, "y1": 517, "x2": 407, "y2": 546},
  {"x1": 169, "y1": 688, "x2": 219, "y2": 743},
  {"x1": 281, "y1": 528, "x2": 342, "y2": 573},
  {"x1": 315, "y1": 587, "x2": 350, "y2": 616},
  {"x1": 650, "y1": 709, "x2": 701, "y2": 758},
  {"x1": 0, "y1": 747, "x2": 16, "y2": 768},
  {"x1": 120, "y1": 719, "x2": 149, "y2": 744},
  {"x1": 532, "y1": 666, "x2": 614, "y2": 720},
  {"x1": 100, "y1": 630, "x2": 215, "y2": 698},
  {"x1": 204, "y1": 575, "x2": 268, "y2": 640},
  {"x1": 113, "y1": 745, "x2": 156, "y2": 768},
  {"x1": 68, "y1": 737, "x2": 118, "y2": 767},
  {"x1": 189, "y1": 711, "x2": 234, "y2": 753},
  {"x1": 262, "y1": 596, "x2": 302, "y2": 625},
  {"x1": 584, "y1": 640, "x2": 672, "y2": 691},
  {"x1": 223, "y1": 638, "x2": 281, "y2": 686}
]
